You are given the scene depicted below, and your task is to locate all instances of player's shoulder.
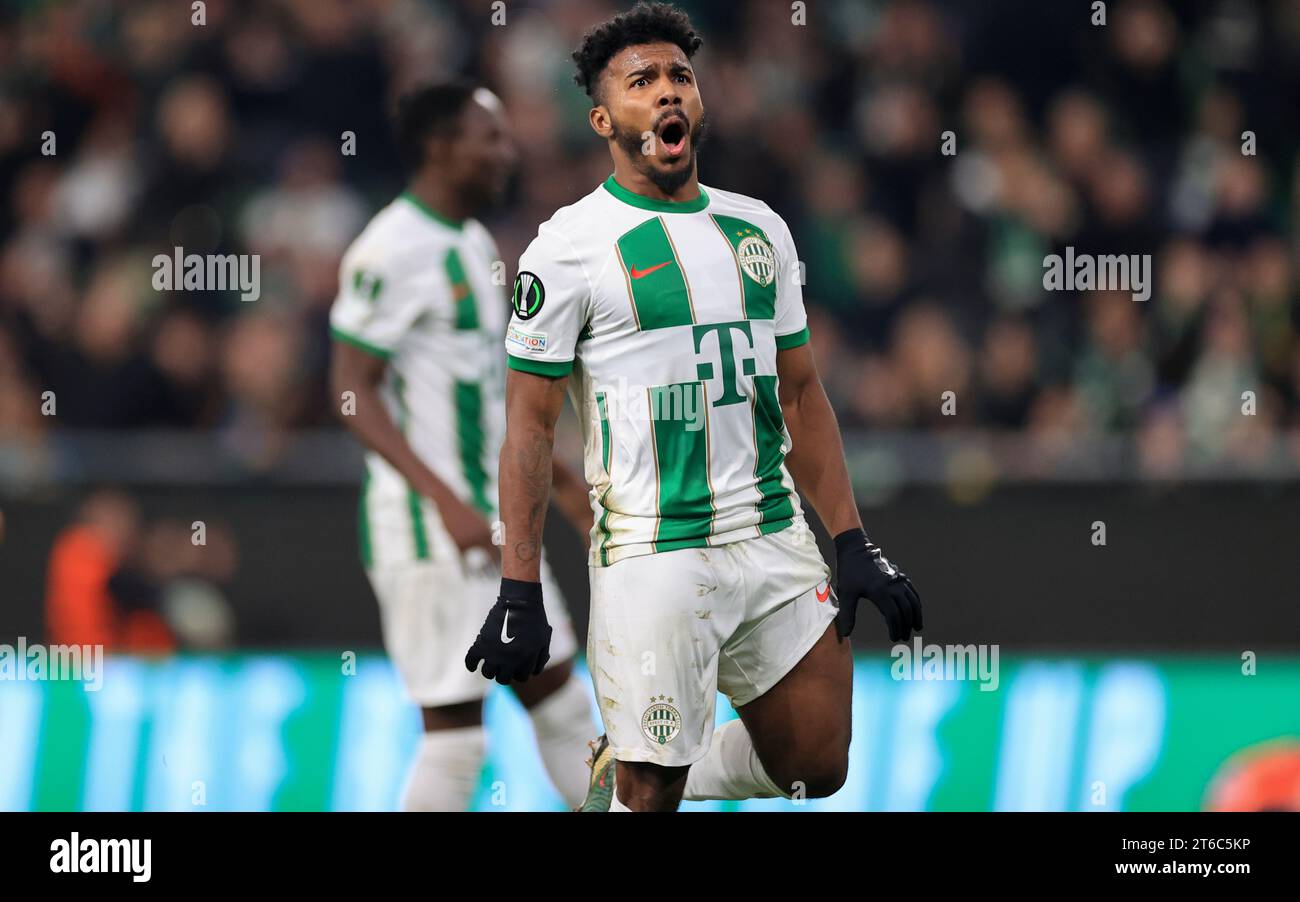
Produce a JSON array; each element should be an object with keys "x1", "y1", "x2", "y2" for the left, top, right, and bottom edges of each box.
[
  {"x1": 342, "y1": 195, "x2": 460, "y2": 272},
  {"x1": 701, "y1": 184, "x2": 789, "y2": 232},
  {"x1": 530, "y1": 182, "x2": 612, "y2": 244}
]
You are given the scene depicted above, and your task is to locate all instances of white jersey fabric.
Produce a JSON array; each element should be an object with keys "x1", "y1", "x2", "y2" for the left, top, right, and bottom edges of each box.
[{"x1": 505, "y1": 177, "x2": 812, "y2": 567}]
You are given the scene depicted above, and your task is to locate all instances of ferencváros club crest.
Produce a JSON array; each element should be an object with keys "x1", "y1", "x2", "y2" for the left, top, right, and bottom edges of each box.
[
  {"x1": 737, "y1": 235, "x2": 775, "y2": 287},
  {"x1": 641, "y1": 696, "x2": 682, "y2": 745}
]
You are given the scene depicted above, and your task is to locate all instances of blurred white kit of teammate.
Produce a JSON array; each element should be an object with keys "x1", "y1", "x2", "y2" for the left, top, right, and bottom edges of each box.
[{"x1": 331, "y1": 193, "x2": 577, "y2": 707}]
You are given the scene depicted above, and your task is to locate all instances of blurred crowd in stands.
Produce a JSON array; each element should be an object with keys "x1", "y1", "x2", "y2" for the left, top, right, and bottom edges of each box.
[{"x1": 1, "y1": 0, "x2": 1299, "y2": 475}]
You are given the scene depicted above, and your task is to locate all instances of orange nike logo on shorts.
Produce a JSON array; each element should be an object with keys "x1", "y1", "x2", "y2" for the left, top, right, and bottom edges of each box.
[{"x1": 816, "y1": 582, "x2": 832, "y2": 602}]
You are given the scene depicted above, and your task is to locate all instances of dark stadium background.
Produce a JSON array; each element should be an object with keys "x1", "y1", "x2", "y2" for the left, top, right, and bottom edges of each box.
[{"x1": 1, "y1": 0, "x2": 1298, "y2": 812}]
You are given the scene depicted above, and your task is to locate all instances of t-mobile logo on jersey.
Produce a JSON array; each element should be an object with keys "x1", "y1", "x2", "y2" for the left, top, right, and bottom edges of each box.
[
  {"x1": 593, "y1": 320, "x2": 761, "y2": 430},
  {"x1": 692, "y1": 320, "x2": 754, "y2": 407}
]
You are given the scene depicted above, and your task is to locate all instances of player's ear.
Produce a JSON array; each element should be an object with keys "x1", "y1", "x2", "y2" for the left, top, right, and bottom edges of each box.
[{"x1": 588, "y1": 104, "x2": 613, "y2": 139}]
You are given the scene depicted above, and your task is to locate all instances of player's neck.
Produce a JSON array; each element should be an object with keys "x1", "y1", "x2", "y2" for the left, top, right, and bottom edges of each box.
[
  {"x1": 405, "y1": 178, "x2": 471, "y2": 226},
  {"x1": 609, "y1": 158, "x2": 700, "y2": 204}
]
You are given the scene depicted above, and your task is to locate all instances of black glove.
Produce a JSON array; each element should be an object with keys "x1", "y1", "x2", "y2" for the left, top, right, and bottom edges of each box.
[
  {"x1": 464, "y1": 578, "x2": 553, "y2": 685},
  {"x1": 832, "y1": 528, "x2": 922, "y2": 642}
]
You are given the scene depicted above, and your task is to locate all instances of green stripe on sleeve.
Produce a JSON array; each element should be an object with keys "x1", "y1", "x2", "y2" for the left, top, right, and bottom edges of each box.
[
  {"x1": 775, "y1": 326, "x2": 810, "y2": 350},
  {"x1": 507, "y1": 355, "x2": 573, "y2": 377}
]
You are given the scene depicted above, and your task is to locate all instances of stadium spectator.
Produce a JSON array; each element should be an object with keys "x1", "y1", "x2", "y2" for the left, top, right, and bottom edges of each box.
[{"x1": 45, "y1": 490, "x2": 175, "y2": 652}]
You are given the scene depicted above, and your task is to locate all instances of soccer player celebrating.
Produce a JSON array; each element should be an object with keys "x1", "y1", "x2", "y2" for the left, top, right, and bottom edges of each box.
[
  {"x1": 330, "y1": 82, "x2": 597, "y2": 811},
  {"x1": 465, "y1": 3, "x2": 922, "y2": 811}
]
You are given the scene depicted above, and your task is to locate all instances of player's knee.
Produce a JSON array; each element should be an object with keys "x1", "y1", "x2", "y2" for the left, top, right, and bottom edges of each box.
[
  {"x1": 775, "y1": 748, "x2": 848, "y2": 799},
  {"x1": 617, "y1": 760, "x2": 689, "y2": 811},
  {"x1": 801, "y1": 759, "x2": 849, "y2": 799}
]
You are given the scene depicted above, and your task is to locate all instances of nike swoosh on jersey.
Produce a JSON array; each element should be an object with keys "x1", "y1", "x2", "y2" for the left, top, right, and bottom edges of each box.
[
  {"x1": 501, "y1": 611, "x2": 515, "y2": 644},
  {"x1": 816, "y1": 582, "x2": 832, "y2": 602},
  {"x1": 630, "y1": 261, "x2": 672, "y2": 279}
]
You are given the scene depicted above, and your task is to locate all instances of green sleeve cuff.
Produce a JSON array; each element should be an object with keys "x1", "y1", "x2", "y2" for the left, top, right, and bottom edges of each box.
[
  {"x1": 330, "y1": 326, "x2": 393, "y2": 360},
  {"x1": 506, "y1": 354, "x2": 573, "y2": 377},
  {"x1": 775, "y1": 326, "x2": 810, "y2": 350}
]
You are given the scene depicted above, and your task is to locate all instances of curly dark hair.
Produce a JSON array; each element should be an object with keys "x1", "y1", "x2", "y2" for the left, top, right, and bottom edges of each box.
[{"x1": 572, "y1": 2, "x2": 703, "y2": 103}]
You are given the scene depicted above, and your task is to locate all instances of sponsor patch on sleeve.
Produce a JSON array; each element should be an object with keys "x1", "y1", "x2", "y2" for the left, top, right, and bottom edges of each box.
[{"x1": 506, "y1": 325, "x2": 548, "y2": 352}]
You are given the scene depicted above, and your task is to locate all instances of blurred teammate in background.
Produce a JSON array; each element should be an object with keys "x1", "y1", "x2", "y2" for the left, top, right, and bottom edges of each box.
[
  {"x1": 330, "y1": 81, "x2": 596, "y2": 811},
  {"x1": 466, "y1": 3, "x2": 921, "y2": 812}
]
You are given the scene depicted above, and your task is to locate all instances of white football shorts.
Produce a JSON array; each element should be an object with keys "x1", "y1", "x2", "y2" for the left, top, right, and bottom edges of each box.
[{"x1": 587, "y1": 519, "x2": 835, "y2": 767}]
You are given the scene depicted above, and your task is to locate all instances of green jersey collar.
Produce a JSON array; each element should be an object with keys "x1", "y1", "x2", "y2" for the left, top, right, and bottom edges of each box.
[
  {"x1": 602, "y1": 175, "x2": 710, "y2": 213},
  {"x1": 400, "y1": 191, "x2": 464, "y2": 231}
]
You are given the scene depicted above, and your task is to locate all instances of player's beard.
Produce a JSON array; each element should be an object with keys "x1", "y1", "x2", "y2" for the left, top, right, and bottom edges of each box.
[
  {"x1": 612, "y1": 109, "x2": 709, "y2": 197},
  {"x1": 461, "y1": 169, "x2": 512, "y2": 217}
]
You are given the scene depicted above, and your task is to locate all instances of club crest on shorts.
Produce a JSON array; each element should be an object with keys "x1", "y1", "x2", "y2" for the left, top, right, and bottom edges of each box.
[
  {"x1": 737, "y1": 235, "x2": 775, "y2": 287},
  {"x1": 512, "y1": 271, "x2": 544, "y2": 319},
  {"x1": 641, "y1": 695, "x2": 682, "y2": 745}
]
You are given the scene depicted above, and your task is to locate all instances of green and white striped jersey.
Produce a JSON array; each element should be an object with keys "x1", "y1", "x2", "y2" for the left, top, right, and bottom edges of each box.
[
  {"x1": 506, "y1": 176, "x2": 810, "y2": 567},
  {"x1": 331, "y1": 193, "x2": 506, "y2": 569}
]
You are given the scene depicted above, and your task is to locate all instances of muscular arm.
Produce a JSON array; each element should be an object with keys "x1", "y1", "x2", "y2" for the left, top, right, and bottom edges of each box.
[
  {"x1": 778, "y1": 342, "x2": 923, "y2": 641},
  {"x1": 776, "y1": 342, "x2": 863, "y2": 537},
  {"x1": 330, "y1": 340, "x2": 494, "y2": 553},
  {"x1": 499, "y1": 367, "x2": 570, "y2": 581}
]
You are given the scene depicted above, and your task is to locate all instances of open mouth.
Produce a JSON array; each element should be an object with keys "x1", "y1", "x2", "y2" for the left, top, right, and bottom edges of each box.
[{"x1": 657, "y1": 117, "x2": 688, "y2": 159}]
